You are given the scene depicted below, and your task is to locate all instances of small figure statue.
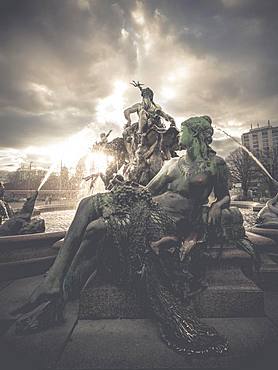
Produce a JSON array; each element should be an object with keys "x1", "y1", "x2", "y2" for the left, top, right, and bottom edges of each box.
[
  {"x1": 256, "y1": 192, "x2": 278, "y2": 228},
  {"x1": 100, "y1": 131, "x2": 110, "y2": 144},
  {"x1": 0, "y1": 181, "x2": 13, "y2": 224},
  {"x1": 82, "y1": 172, "x2": 106, "y2": 193},
  {"x1": 82, "y1": 173, "x2": 99, "y2": 191},
  {"x1": 124, "y1": 81, "x2": 176, "y2": 137},
  {"x1": 0, "y1": 191, "x2": 45, "y2": 235},
  {"x1": 0, "y1": 181, "x2": 5, "y2": 201},
  {"x1": 85, "y1": 130, "x2": 116, "y2": 190},
  {"x1": 90, "y1": 130, "x2": 128, "y2": 189},
  {"x1": 91, "y1": 130, "x2": 112, "y2": 151}
]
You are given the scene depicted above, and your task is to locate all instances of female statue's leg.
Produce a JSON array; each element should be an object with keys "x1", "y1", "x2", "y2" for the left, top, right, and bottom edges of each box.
[
  {"x1": 13, "y1": 196, "x2": 101, "y2": 315},
  {"x1": 63, "y1": 218, "x2": 108, "y2": 300},
  {"x1": 12, "y1": 201, "x2": 106, "y2": 334}
]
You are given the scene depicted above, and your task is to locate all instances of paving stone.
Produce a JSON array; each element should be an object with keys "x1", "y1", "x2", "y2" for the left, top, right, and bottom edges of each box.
[
  {"x1": 0, "y1": 280, "x2": 12, "y2": 291},
  {"x1": 257, "y1": 254, "x2": 278, "y2": 290},
  {"x1": 0, "y1": 301, "x2": 79, "y2": 370},
  {"x1": 56, "y1": 317, "x2": 278, "y2": 369},
  {"x1": 265, "y1": 290, "x2": 278, "y2": 326},
  {"x1": 0, "y1": 275, "x2": 44, "y2": 335}
]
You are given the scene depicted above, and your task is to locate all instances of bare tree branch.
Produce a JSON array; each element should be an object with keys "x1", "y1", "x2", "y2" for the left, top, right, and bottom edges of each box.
[{"x1": 226, "y1": 148, "x2": 255, "y2": 199}]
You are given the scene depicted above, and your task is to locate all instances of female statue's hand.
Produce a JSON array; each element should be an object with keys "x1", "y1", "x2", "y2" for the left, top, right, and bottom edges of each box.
[{"x1": 208, "y1": 203, "x2": 222, "y2": 225}]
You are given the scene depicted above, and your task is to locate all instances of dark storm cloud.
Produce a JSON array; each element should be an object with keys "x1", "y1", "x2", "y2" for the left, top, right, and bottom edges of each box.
[
  {"x1": 212, "y1": 137, "x2": 238, "y2": 158},
  {"x1": 0, "y1": 0, "x2": 138, "y2": 150},
  {"x1": 0, "y1": 0, "x2": 277, "y2": 168},
  {"x1": 149, "y1": 0, "x2": 278, "y2": 110}
]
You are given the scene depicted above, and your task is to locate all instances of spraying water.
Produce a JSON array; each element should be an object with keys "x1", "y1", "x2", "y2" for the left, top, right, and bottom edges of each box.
[
  {"x1": 215, "y1": 125, "x2": 278, "y2": 187},
  {"x1": 38, "y1": 162, "x2": 58, "y2": 191}
]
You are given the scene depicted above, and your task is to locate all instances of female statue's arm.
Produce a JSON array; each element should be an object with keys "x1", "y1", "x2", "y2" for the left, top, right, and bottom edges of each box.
[
  {"x1": 208, "y1": 158, "x2": 231, "y2": 225},
  {"x1": 146, "y1": 159, "x2": 174, "y2": 195}
]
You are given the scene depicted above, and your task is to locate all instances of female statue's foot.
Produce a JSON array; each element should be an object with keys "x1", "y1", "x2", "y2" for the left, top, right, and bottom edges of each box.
[
  {"x1": 11, "y1": 280, "x2": 64, "y2": 334},
  {"x1": 14, "y1": 297, "x2": 65, "y2": 335},
  {"x1": 13, "y1": 279, "x2": 61, "y2": 314}
]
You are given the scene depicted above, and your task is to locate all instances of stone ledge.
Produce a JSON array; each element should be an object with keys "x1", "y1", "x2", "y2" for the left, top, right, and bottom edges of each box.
[
  {"x1": 79, "y1": 267, "x2": 264, "y2": 320},
  {"x1": 194, "y1": 286, "x2": 264, "y2": 318}
]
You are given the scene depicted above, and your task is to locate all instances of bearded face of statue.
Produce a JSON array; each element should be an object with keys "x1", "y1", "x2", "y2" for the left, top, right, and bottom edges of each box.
[
  {"x1": 141, "y1": 88, "x2": 154, "y2": 108},
  {"x1": 142, "y1": 96, "x2": 152, "y2": 108}
]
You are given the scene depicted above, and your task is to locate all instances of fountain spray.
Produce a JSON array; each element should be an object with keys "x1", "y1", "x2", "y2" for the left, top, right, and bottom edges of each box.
[
  {"x1": 214, "y1": 125, "x2": 278, "y2": 188},
  {"x1": 38, "y1": 162, "x2": 58, "y2": 191}
]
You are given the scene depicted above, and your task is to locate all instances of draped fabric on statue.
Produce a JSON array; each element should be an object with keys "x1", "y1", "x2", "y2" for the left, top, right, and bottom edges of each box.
[{"x1": 96, "y1": 185, "x2": 228, "y2": 357}]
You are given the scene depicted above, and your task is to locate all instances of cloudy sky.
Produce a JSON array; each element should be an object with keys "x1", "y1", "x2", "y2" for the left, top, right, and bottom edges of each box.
[{"x1": 0, "y1": 0, "x2": 277, "y2": 171}]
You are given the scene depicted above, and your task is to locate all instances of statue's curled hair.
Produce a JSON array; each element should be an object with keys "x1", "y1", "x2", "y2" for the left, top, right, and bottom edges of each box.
[{"x1": 181, "y1": 116, "x2": 213, "y2": 137}]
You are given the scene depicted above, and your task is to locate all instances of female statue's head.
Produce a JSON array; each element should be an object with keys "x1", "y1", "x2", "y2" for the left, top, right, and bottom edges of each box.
[{"x1": 179, "y1": 116, "x2": 215, "y2": 159}]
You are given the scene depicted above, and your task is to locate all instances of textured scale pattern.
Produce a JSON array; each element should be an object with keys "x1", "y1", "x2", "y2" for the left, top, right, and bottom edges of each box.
[{"x1": 97, "y1": 184, "x2": 228, "y2": 357}]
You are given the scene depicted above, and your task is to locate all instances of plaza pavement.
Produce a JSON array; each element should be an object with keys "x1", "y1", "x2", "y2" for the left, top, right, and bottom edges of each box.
[{"x1": 0, "y1": 275, "x2": 278, "y2": 370}]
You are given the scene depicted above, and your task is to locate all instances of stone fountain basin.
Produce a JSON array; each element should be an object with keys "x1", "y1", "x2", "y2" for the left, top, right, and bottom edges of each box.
[
  {"x1": 247, "y1": 231, "x2": 277, "y2": 251},
  {"x1": 248, "y1": 227, "x2": 278, "y2": 244},
  {"x1": 0, "y1": 231, "x2": 65, "y2": 249},
  {"x1": 0, "y1": 231, "x2": 65, "y2": 281},
  {"x1": 0, "y1": 225, "x2": 276, "y2": 283}
]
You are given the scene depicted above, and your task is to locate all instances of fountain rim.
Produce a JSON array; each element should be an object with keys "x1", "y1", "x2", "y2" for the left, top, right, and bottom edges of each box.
[
  {"x1": 0, "y1": 230, "x2": 65, "y2": 243},
  {"x1": 0, "y1": 231, "x2": 65, "y2": 254}
]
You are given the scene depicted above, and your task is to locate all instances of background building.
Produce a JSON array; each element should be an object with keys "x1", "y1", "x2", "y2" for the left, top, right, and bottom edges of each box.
[
  {"x1": 240, "y1": 120, "x2": 278, "y2": 197},
  {"x1": 241, "y1": 120, "x2": 278, "y2": 156}
]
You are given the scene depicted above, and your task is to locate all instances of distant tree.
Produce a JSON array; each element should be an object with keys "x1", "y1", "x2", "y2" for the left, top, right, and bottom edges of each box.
[
  {"x1": 7, "y1": 168, "x2": 45, "y2": 190},
  {"x1": 75, "y1": 158, "x2": 86, "y2": 180},
  {"x1": 60, "y1": 166, "x2": 69, "y2": 190},
  {"x1": 42, "y1": 173, "x2": 60, "y2": 190},
  {"x1": 69, "y1": 157, "x2": 86, "y2": 191},
  {"x1": 226, "y1": 148, "x2": 255, "y2": 199},
  {"x1": 257, "y1": 147, "x2": 278, "y2": 197}
]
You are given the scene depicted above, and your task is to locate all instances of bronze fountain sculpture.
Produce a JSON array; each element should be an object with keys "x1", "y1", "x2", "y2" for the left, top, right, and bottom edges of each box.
[{"x1": 13, "y1": 112, "x2": 257, "y2": 357}]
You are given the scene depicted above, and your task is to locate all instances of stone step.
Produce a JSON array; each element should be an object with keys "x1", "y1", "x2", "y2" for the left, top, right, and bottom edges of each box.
[
  {"x1": 79, "y1": 279, "x2": 147, "y2": 320},
  {"x1": 195, "y1": 268, "x2": 264, "y2": 317},
  {"x1": 79, "y1": 267, "x2": 264, "y2": 320},
  {"x1": 208, "y1": 247, "x2": 252, "y2": 264},
  {"x1": 256, "y1": 253, "x2": 278, "y2": 290}
]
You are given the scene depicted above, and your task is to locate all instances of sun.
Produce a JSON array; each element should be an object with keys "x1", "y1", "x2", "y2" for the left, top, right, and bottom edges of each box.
[{"x1": 86, "y1": 151, "x2": 114, "y2": 174}]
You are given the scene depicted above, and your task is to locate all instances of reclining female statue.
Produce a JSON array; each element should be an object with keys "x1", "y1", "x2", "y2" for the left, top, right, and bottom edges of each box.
[{"x1": 14, "y1": 116, "x2": 232, "y2": 356}]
